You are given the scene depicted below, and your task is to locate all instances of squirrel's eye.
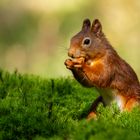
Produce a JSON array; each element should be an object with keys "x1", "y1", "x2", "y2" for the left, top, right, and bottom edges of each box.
[{"x1": 82, "y1": 37, "x2": 91, "y2": 47}]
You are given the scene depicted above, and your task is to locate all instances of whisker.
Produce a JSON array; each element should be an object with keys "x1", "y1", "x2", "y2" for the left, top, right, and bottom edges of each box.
[
  {"x1": 57, "y1": 42, "x2": 69, "y2": 54},
  {"x1": 56, "y1": 44, "x2": 69, "y2": 63}
]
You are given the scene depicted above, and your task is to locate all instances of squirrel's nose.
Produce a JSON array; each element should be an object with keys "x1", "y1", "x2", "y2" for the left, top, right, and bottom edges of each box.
[
  {"x1": 68, "y1": 48, "x2": 75, "y2": 58},
  {"x1": 68, "y1": 48, "x2": 81, "y2": 58},
  {"x1": 68, "y1": 51, "x2": 74, "y2": 58}
]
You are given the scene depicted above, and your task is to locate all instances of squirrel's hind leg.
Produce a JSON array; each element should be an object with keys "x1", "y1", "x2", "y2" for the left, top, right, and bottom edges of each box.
[{"x1": 124, "y1": 98, "x2": 139, "y2": 111}]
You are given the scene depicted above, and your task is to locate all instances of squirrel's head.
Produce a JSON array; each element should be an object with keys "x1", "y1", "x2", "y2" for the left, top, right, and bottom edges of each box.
[{"x1": 68, "y1": 19, "x2": 108, "y2": 60}]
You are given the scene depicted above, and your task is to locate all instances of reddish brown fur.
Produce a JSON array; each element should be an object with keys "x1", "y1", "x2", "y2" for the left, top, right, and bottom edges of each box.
[
  {"x1": 125, "y1": 98, "x2": 138, "y2": 111},
  {"x1": 64, "y1": 19, "x2": 140, "y2": 119}
]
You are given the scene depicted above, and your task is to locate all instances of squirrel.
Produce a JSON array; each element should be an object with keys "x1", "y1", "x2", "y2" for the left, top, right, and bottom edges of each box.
[{"x1": 64, "y1": 18, "x2": 140, "y2": 119}]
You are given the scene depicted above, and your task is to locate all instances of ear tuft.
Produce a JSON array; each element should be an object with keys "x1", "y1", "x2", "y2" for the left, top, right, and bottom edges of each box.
[
  {"x1": 82, "y1": 18, "x2": 91, "y2": 31},
  {"x1": 91, "y1": 19, "x2": 102, "y2": 36}
]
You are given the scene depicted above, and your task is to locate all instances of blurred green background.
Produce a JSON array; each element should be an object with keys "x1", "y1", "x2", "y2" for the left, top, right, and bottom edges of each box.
[{"x1": 0, "y1": 0, "x2": 140, "y2": 78}]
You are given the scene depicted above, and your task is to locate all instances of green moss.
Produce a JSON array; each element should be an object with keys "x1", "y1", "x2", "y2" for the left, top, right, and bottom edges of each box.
[{"x1": 0, "y1": 70, "x2": 140, "y2": 140}]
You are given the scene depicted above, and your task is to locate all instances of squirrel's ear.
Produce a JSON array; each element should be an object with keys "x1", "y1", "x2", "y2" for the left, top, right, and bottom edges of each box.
[
  {"x1": 82, "y1": 19, "x2": 91, "y2": 31},
  {"x1": 91, "y1": 19, "x2": 102, "y2": 36}
]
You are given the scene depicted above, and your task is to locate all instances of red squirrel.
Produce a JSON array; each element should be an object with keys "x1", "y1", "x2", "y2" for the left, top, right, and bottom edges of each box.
[{"x1": 64, "y1": 18, "x2": 140, "y2": 119}]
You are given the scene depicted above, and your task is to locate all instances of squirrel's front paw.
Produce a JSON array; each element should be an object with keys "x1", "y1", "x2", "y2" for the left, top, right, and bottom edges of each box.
[
  {"x1": 64, "y1": 59, "x2": 74, "y2": 70},
  {"x1": 65, "y1": 57, "x2": 85, "y2": 70}
]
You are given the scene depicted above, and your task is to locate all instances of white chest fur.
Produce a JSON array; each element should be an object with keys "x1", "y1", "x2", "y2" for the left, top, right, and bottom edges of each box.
[{"x1": 97, "y1": 88, "x2": 124, "y2": 111}]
